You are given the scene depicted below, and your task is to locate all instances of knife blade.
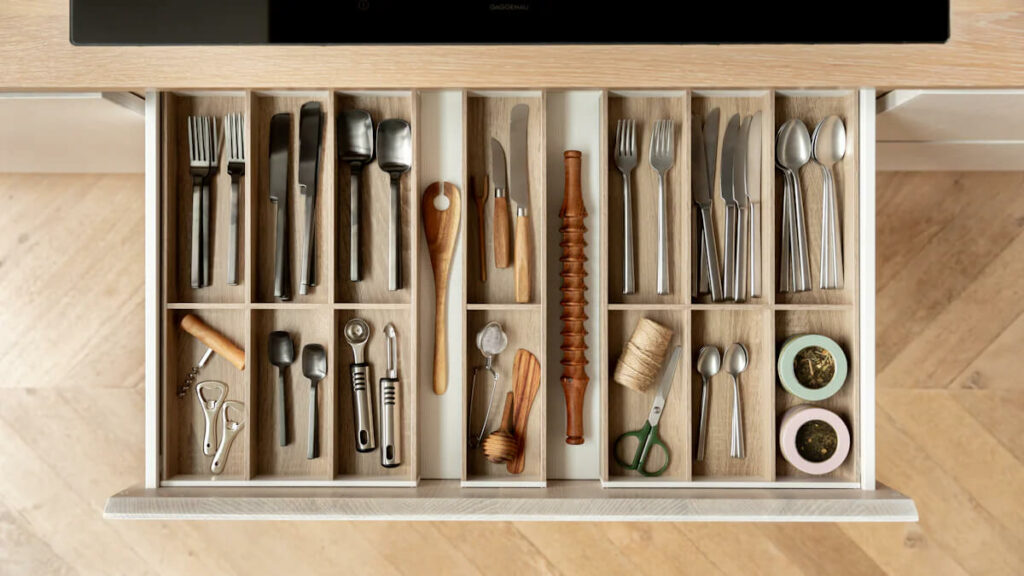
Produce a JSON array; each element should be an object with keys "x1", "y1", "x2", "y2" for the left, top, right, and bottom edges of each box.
[
  {"x1": 490, "y1": 138, "x2": 511, "y2": 269},
  {"x1": 720, "y1": 114, "x2": 740, "y2": 301},
  {"x1": 746, "y1": 111, "x2": 762, "y2": 298},
  {"x1": 734, "y1": 116, "x2": 751, "y2": 302},
  {"x1": 703, "y1": 108, "x2": 720, "y2": 191},
  {"x1": 509, "y1": 104, "x2": 531, "y2": 303},
  {"x1": 298, "y1": 102, "x2": 323, "y2": 295},
  {"x1": 691, "y1": 115, "x2": 723, "y2": 301},
  {"x1": 269, "y1": 113, "x2": 292, "y2": 300}
]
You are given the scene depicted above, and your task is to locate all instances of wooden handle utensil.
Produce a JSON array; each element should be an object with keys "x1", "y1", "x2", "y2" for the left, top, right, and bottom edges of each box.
[
  {"x1": 422, "y1": 181, "x2": 461, "y2": 395},
  {"x1": 180, "y1": 313, "x2": 245, "y2": 370},
  {"x1": 472, "y1": 175, "x2": 488, "y2": 282},
  {"x1": 494, "y1": 195, "x2": 511, "y2": 269},
  {"x1": 559, "y1": 151, "x2": 589, "y2": 445},
  {"x1": 482, "y1": 392, "x2": 518, "y2": 463},
  {"x1": 508, "y1": 348, "x2": 541, "y2": 474}
]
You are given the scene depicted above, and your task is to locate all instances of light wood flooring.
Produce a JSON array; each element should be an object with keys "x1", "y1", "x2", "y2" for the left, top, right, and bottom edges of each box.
[{"x1": 0, "y1": 172, "x2": 1021, "y2": 575}]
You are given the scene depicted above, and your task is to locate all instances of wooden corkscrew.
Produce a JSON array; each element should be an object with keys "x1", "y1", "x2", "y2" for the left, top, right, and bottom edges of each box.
[{"x1": 559, "y1": 150, "x2": 590, "y2": 445}]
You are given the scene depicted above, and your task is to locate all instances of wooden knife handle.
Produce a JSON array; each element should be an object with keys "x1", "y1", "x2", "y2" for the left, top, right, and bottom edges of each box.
[
  {"x1": 180, "y1": 313, "x2": 245, "y2": 370},
  {"x1": 514, "y1": 214, "x2": 531, "y2": 303},
  {"x1": 494, "y1": 195, "x2": 511, "y2": 269},
  {"x1": 474, "y1": 176, "x2": 488, "y2": 283}
]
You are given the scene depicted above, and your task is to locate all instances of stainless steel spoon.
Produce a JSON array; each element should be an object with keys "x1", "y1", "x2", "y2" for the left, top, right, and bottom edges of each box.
[
  {"x1": 724, "y1": 342, "x2": 749, "y2": 459},
  {"x1": 376, "y1": 119, "x2": 412, "y2": 292},
  {"x1": 696, "y1": 345, "x2": 721, "y2": 462},
  {"x1": 777, "y1": 119, "x2": 812, "y2": 292},
  {"x1": 812, "y1": 115, "x2": 846, "y2": 290},
  {"x1": 267, "y1": 331, "x2": 294, "y2": 447},
  {"x1": 302, "y1": 343, "x2": 327, "y2": 460},
  {"x1": 338, "y1": 109, "x2": 374, "y2": 282}
]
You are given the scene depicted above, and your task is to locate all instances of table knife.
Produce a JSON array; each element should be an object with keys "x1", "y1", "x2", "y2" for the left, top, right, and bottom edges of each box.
[
  {"x1": 720, "y1": 114, "x2": 740, "y2": 302},
  {"x1": 269, "y1": 113, "x2": 291, "y2": 300},
  {"x1": 490, "y1": 138, "x2": 511, "y2": 269},
  {"x1": 509, "y1": 104, "x2": 531, "y2": 303},
  {"x1": 701, "y1": 109, "x2": 721, "y2": 296},
  {"x1": 734, "y1": 116, "x2": 751, "y2": 302},
  {"x1": 298, "y1": 102, "x2": 323, "y2": 296},
  {"x1": 691, "y1": 114, "x2": 723, "y2": 302},
  {"x1": 746, "y1": 111, "x2": 763, "y2": 298}
]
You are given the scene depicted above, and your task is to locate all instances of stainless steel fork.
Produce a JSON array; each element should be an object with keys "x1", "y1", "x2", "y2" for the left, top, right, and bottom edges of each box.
[
  {"x1": 614, "y1": 119, "x2": 638, "y2": 294},
  {"x1": 225, "y1": 113, "x2": 245, "y2": 286},
  {"x1": 650, "y1": 119, "x2": 675, "y2": 296},
  {"x1": 187, "y1": 116, "x2": 216, "y2": 288}
]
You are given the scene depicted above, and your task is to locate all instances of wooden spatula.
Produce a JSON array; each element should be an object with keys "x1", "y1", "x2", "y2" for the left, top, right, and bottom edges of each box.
[
  {"x1": 508, "y1": 348, "x2": 541, "y2": 474},
  {"x1": 422, "y1": 181, "x2": 461, "y2": 395}
]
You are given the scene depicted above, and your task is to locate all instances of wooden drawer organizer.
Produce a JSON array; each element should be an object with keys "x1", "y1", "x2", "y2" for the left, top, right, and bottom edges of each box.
[{"x1": 117, "y1": 88, "x2": 917, "y2": 520}]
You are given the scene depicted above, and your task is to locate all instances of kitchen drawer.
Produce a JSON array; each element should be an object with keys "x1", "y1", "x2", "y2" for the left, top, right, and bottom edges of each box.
[{"x1": 105, "y1": 88, "x2": 917, "y2": 521}]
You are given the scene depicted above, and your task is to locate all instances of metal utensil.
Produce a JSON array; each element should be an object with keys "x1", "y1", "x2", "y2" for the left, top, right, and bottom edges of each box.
[
  {"x1": 302, "y1": 343, "x2": 327, "y2": 460},
  {"x1": 649, "y1": 119, "x2": 675, "y2": 296},
  {"x1": 720, "y1": 114, "x2": 741, "y2": 301},
  {"x1": 746, "y1": 111, "x2": 763, "y2": 298},
  {"x1": 812, "y1": 115, "x2": 846, "y2": 290},
  {"x1": 696, "y1": 345, "x2": 721, "y2": 462},
  {"x1": 187, "y1": 115, "x2": 216, "y2": 288},
  {"x1": 733, "y1": 116, "x2": 751, "y2": 302},
  {"x1": 777, "y1": 118, "x2": 812, "y2": 292},
  {"x1": 195, "y1": 380, "x2": 227, "y2": 456},
  {"x1": 376, "y1": 119, "x2": 412, "y2": 291},
  {"x1": 298, "y1": 102, "x2": 323, "y2": 296},
  {"x1": 338, "y1": 109, "x2": 374, "y2": 282},
  {"x1": 211, "y1": 400, "x2": 245, "y2": 475},
  {"x1": 509, "y1": 103, "x2": 532, "y2": 303},
  {"x1": 724, "y1": 342, "x2": 749, "y2": 459},
  {"x1": 468, "y1": 321, "x2": 508, "y2": 449},
  {"x1": 614, "y1": 118, "x2": 638, "y2": 294},
  {"x1": 344, "y1": 318, "x2": 375, "y2": 452},
  {"x1": 380, "y1": 323, "x2": 401, "y2": 467},
  {"x1": 225, "y1": 113, "x2": 245, "y2": 286},
  {"x1": 691, "y1": 114, "x2": 723, "y2": 301},
  {"x1": 701, "y1": 109, "x2": 721, "y2": 296},
  {"x1": 267, "y1": 330, "x2": 294, "y2": 447},
  {"x1": 490, "y1": 138, "x2": 511, "y2": 269},
  {"x1": 268, "y1": 113, "x2": 292, "y2": 300},
  {"x1": 613, "y1": 346, "x2": 682, "y2": 477}
]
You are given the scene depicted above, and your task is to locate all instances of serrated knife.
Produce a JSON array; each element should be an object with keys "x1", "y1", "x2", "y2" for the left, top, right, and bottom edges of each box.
[
  {"x1": 509, "y1": 104, "x2": 531, "y2": 303},
  {"x1": 691, "y1": 115, "x2": 723, "y2": 302},
  {"x1": 719, "y1": 113, "x2": 740, "y2": 302},
  {"x1": 746, "y1": 111, "x2": 762, "y2": 298}
]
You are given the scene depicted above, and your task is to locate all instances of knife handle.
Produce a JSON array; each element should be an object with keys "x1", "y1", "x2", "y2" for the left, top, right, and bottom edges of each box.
[
  {"x1": 300, "y1": 190, "x2": 315, "y2": 295},
  {"x1": 274, "y1": 201, "x2": 291, "y2": 301},
  {"x1": 723, "y1": 204, "x2": 736, "y2": 301},
  {"x1": 750, "y1": 201, "x2": 761, "y2": 298},
  {"x1": 191, "y1": 179, "x2": 202, "y2": 289},
  {"x1": 700, "y1": 204, "x2": 724, "y2": 302},
  {"x1": 494, "y1": 192, "x2": 511, "y2": 269},
  {"x1": 514, "y1": 212, "x2": 531, "y2": 303},
  {"x1": 735, "y1": 202, "x2": 749, "y2": 302}
]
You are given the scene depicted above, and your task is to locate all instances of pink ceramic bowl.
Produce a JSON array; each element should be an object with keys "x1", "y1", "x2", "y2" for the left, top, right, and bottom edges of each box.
[{"x1": 779, "y1": 405, "x2": 851, "y2": 475}]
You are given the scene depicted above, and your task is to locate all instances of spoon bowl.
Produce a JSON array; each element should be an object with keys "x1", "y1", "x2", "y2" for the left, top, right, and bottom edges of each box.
[
  {"x1": 724, "y1": 342, "x2": 749, "y2": 376},
  {"x1": 813, "y1": 115, "x2": 847, "y2": 166},
  {"x1": 777, "y1": 119, "x2": 812, "y2": 172}
]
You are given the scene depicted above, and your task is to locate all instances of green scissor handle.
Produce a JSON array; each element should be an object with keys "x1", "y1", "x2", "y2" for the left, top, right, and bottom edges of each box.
[{"x1": 613, "y1": 421, "x2": 671, "y2": 477}]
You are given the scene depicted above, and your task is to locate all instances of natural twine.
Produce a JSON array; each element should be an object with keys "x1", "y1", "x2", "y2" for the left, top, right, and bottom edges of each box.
[{"x1": 614, "y1": 318, "x2": 674, "y2": 392}]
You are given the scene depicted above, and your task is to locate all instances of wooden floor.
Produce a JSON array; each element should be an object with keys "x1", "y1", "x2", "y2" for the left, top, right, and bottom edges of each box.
[{"x1": 0, "y1": 172, "x2": 1021, "y2": 575}]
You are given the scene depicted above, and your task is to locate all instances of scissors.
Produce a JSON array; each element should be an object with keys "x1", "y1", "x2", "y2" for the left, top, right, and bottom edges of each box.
[{"x1": 614, "y1": 346, "x2": 682, "y2": 477}]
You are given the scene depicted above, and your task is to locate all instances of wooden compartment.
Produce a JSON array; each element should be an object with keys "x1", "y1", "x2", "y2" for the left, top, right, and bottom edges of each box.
[
  {"x1": 774, "y1": 90, "x2": 859, "y2": 305},
  {"x1": 606, "y1": 92, "x2": 689, "y2": 304},
  {"x1": 604, "y1": 309, "x2": 690, "y2": 484},
  {"x1": 463, "y1": 309, "x2": 546, "y2": 486},
  {"x1": 250, "y1": 91, "x2": 334, "y2": 304},
  {"x1": 690, "y1": 90, "x2": 774, "y2": 305},
  {"x1": 690, "y1": 309, "x2": 773, "y2": 481},
  {"x1": 334, "y1": 91, "x2": 417, "y2": 305},
  {"x1": 162, "y1": 92, "x2": 249, "y2": 303},
  {"x1": 250, "y1": 308, "x2": 334, "y2": 480},
  {"x1": 162, "y1": 309, "x2": 249, "y2": 482},
  {"x1": 465, "y1": 91, "x2": 546, "y2": 305},
  {"x1": 334, "y1": 308, "x2": 417, "y2": 484},
  {"x1": 774, "y1": 309, "x2": 859, "y2": 483}
]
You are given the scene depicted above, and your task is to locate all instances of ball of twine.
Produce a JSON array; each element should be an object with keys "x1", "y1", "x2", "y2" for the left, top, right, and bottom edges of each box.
[{"x1": 614, "y1": 318, "x2": 674, "y2": 392}]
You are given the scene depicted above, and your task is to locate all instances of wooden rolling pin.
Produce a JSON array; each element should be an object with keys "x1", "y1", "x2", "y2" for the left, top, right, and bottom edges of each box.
[
  {"x1": 559, "y1": 150, "x2": 590, "y2": 445},
  {"x1": 508, "y1": 349, "x2": 541, "y2": 475},
  {"x1": 180, "y1": 313, "x2": 246, "y2": 370}
]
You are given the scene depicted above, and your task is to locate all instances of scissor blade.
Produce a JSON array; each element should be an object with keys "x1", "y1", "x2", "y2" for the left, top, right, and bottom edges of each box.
[{"x1": 648, "y1": 346, "x2": 682, "y2": 427}]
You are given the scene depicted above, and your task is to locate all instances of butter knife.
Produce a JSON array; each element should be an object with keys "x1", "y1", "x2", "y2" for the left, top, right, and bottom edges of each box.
[
  {"x1": 720, "y1": 114, "x2": 740, "y2": 302},
  {"x1": 691, "y1": 114, "x2": 723, "y2": 302},
  {"x1": 298, "y1": 102, "x2": 323, "y2": 296},
  {"x1": 746, "y1": 111, "x2": 763, "y2": 298},
  {"x1": 734, "y1": 116, "x2": 750, "y2": 302}
]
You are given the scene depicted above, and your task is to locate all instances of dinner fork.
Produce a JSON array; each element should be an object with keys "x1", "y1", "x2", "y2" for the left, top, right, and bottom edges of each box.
[
  {"x1": 649, "y1": 119, "x2": 675, "y2": 295},
  {"x1": 187, "y1": 116, "x2": 216, "y2": 288},
  {"x1": 225, "y1": 113, "x2": 245, "y2": 286},
  {"x1": 614, "y1": 119, "x2": 637, "y2": 294}
]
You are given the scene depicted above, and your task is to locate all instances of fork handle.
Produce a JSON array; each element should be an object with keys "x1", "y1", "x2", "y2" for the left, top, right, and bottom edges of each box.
[
  {"x1": 656, "y1": 173, "x2": 669, "y2": 295},
  {"x1": 623, "y1": 173, "x2": 635, "y2": 294},
  {"x1": 191, "y1": 179, "x2": 202, "y2": 289},
  {"x1": 228, "y1": 176, "x2": 240, "y2": 286}
]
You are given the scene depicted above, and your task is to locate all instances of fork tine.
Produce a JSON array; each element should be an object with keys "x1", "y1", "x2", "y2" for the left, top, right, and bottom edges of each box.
[
  {"x1": 615, "y1": 119, "x2": 622, "y2": 158},
  {"x1": 630, "y1": 119, "x2": 636, "y2": 155}
]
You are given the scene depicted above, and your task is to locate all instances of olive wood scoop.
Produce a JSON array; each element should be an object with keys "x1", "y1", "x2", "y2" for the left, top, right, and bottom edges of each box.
[
  {"x1": 508, "y1": 348, "x2": 541, "y2": 474},
  {"x1": 422, "y1": 181, "x2": 461, "y2": 395}
]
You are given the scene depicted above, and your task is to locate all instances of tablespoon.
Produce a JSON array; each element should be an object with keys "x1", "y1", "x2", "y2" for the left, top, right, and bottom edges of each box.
[
  {"x1": 777, "y1": 119, "x2": 812, "y2": 292},
  {"x1": 724, "y1": 343, "x2": 749, "y2": 459},
  {"x1": 813, "y1": 115, "x2": 846, "y2": 289},
  {"x1": 696, "y1": 346, "x2": 721, "y2": 462}
]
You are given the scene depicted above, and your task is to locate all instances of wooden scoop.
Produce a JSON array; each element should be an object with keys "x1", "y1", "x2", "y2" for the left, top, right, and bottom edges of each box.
[
  {"x1": 422, "y1": 181, "x2": 461, "y2": 395},
  {"x1": 482, "y1": 392, "x2": 518, "y2": 463},
  {"x1": 508, "y1": 348, "x2": 541, "y2": 474}
]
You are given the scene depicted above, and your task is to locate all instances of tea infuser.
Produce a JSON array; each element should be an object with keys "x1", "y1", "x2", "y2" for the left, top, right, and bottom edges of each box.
[{"x1": 468, "y1": 321, "x2": 508, "y2": 449}]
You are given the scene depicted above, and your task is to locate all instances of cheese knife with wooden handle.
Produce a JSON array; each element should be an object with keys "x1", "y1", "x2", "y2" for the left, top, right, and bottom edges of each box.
[
  {"x1": 490, "y1": 138, "x2": 511, "y2": 270},
  {"x1": 509, "y1": 104, "x2": 531, "y2": 303}
]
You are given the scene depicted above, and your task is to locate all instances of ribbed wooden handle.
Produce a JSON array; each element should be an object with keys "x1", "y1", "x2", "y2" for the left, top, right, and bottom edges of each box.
[
  {"x1": 559, "y1": 151, "x2": 589, "y2": 445},
  {"x1": 514, "y1": 214, "x2": 531, "y2": 303},
  {"x1": 180, "y1": 313, "x2": 245, "y2": 370},
  {"x1": 493, "y1": 196, "x2": 511, "y2": 268}
]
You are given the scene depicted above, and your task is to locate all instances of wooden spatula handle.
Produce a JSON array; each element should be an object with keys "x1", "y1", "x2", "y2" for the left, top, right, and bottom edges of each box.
[
  {"x1": 180, "y1": 313, "x2": 245, "y2": 370},
  {"x1": 494, "y1": 195, "x2": 511, "y2": 269}
]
